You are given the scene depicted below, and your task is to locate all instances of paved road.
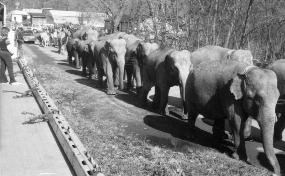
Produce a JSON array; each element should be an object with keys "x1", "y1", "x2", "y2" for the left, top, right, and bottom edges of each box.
[
  {"x1": 0, "y1": 55, "x2": 74, "y2": 176},
  {"x1": 23, "y1": 43, "x2": 285, "y2": 174}
]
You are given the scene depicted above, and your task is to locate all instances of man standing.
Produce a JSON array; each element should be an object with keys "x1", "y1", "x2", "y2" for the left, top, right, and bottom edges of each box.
[{"x1": 0, "y1": 27, "x2": 21, "y2": 85}]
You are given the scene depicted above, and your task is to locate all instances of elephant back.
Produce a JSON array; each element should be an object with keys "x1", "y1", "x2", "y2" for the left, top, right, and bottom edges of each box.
[
  {"x1": 225, "y1": 49, "x2": 253, "y2": 65},
  {"x1": 98, "y1": 32, "x2": 127, "y2": 41},
  {"x1": 191, "y1": 45, "x2": 229, "y2": 66},
  {"x1": 267, "y1": 59, "x2": 285, "y2": 96}
]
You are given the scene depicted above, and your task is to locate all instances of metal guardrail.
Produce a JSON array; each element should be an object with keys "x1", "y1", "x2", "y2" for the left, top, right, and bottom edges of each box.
[{"x1": 17, "y1": 57, "x2": 104, "y2": 176}]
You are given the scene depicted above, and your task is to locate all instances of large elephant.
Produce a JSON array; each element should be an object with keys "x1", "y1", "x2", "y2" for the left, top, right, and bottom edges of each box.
[
  {"x1": 185, "y1": 59, "x2": 280, "y2": 175},
  {"x1": 191, "y1": 45, "x2": 253, "y2": 66},
  {"x1": 140, "y1": 47, "x2": 192, "y2": 117},
  {"x1": 89, "y1": 38, "x2": 127, "y2": 95}
]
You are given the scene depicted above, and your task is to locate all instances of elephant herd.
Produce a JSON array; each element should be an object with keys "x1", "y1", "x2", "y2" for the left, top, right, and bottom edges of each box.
[{"x1": 66, "y1": 27, "x2": 284, "y2": 175}]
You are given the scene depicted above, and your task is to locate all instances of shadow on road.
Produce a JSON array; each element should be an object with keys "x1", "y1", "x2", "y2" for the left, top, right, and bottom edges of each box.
[
  {"x1": 65, "y1": 69, "x2": 83, "y2": 77},
  {"x1": 75, "y1": 78, "x2": 106, "y2": 94},
  {"x1": 143, "y1": 115, "x2": 233, "y2": 155},
  {"x1": 149, "y1": 95, "x2": 183, "y2": 109}
]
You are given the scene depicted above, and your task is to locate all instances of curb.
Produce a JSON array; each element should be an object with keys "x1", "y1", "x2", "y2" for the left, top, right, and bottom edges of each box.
[{"x1": 17, "y1": 57, "x2": 104, "y2": 176}]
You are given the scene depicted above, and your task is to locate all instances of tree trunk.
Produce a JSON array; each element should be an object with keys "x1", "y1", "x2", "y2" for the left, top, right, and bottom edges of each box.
[
  {"x1": 212, "y1": 0, "x2": 219, "y2": 45},
  {"x1": 224, "y1": 0, "x2": 240, "y2": 48},
  {"x1": 239, "y1": 0, "x2": 254, "y2": 48}
]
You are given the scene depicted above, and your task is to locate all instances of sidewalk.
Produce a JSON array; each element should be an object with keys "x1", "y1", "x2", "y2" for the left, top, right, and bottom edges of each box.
[{"x1": 0, "y1": 61, "x2": 74, "y2": 176}]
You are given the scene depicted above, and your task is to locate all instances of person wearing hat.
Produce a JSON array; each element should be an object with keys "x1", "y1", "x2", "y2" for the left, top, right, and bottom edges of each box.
[{"x1": 0, "y1": 27, "x2": 21, "y2": 85}]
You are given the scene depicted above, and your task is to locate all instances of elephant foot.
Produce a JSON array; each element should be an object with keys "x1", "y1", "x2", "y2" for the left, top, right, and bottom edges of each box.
[
  {"x1": 231, "y1": 152, "x2": 240, "y2": 160},
  {"x1": 181, "y1": 113, "x2": 188, "y2": 120},
  {"x1": 82, "y1": 72, "x2": 87, "y2": 77},
  {"x1": 106, "y1": 89, "x2": 117, "y2": 95}
]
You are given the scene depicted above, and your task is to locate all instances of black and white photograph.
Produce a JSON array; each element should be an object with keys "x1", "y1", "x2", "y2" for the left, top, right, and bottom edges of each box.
[{"x1": 0, "y1": 0, "x2": 284, "y2": 175}]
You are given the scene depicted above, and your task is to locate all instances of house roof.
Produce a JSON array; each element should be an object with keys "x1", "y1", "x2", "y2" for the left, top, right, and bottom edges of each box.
[
  {"x1": 9, "y1": 10, "x2": 28, "y2": 15},
  {"x1": 29, "y1": 13, "x2": 46, "y2": 18},
  {"x1": 22, "y1": 9, "x2": 42, "y2": 13},
  {"x1": 47, "y1": 10, "x2": 81, "y2": 17}
]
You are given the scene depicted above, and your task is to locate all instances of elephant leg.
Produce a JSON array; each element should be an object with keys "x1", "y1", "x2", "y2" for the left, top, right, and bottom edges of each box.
[
  {"x1": 73, "y1": 51, "x2": 80, "y2": 69},
  {"x1": 187, "y1": 105, "x2": 199, "y2": 139},
  {"x1": 274, "y1": 113, "x2": 285, "y2": 141},
  {"x1": 158, "y1": 85, "x2": 170, "y2": 116},
  {"x1": 114, "y1": 59, "x2": 125, "y2": 90},
  {"x1": 227, "y1": 104, "x2": 247, "y2": 161},
  {"x1": 113, "y1": 66, "x2": 119, "y2": 88},
  {"x1": 152, "y1": 85, "x2": 160, "y2": 109},
  {"x1": 87, "y1": 56, "x2": 94, "y2": 79},
  {"x1": 133, "y1": 61, "x2": 142, "y2": 94},
  {"x1": 125, "y1": 65, "x2": 133, "y2": 90},
  {"x1": 82, "y1": 56, "x2": 87, "y2": 77},
  {"x1": 244, "y1": 117, "x2": 253, "y2": 140},
  {"x1": 67, "y1": 53, "x2": 72, "y2": 64},
  {"x1": 212, "y1": 118, "x2": 232, "y2": 142},
  {"x1": 140, "y1": 81, "x2": 153, "y2": 107}
]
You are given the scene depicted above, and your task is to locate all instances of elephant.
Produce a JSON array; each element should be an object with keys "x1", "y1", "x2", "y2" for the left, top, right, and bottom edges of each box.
[
  {"x1": 139, "y1": 47, "x2": 192, "y2": 117},
  {"x1": 191, "y1": 45, "x2": 253, "y2": 66},
  {"x1": 185, "y1": 59, "x2": 280, "y2": 175},
  {"x1": 75, "y1": 39, "x2": 95, "y2": 77},
  {"x1": 89, "y1": 38, "x2": 127, "y2": 95},
  {"x1": 244, "y1": 59, "x2": 285, "y2": 141}
]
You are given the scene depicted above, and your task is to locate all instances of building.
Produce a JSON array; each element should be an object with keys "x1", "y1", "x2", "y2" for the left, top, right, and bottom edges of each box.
[
  {"x1": 8, "y1": 10, "x2": 28, "y2": 23},
  {"x1": 45, "y1": 10, "x2": 106, "y2": 26},
  {"x1": 105, "y1": 14, "x2": 132, "y2": 34},
  {"x1": 29, "y1": 12, "x2": 46, "y2": 25}
]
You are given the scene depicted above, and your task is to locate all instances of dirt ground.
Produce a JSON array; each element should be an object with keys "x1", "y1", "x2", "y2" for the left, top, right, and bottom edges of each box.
[{"x1": 22, "y1": 43, "x2": 284, "y2": 176}]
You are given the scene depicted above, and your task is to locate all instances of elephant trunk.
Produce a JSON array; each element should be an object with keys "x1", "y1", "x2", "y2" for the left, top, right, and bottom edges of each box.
[
  {"x1": 258, "y1": 105, "x2": 280, "y2": 175},
  {"x1": 179, "y1": 70, "x2": 189, "y2": 116},
  {"x1": 73, "y1": 50, "x2": 80, "y2": 69}
]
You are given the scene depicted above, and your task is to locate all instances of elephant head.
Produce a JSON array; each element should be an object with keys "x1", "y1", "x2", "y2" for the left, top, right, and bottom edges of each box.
[
  {"x1": 229, "y1": 65, "x2": 280, "y2": 175},
  {"x1": 225, "y1": 49, "x2": 253, "y2": 65},
  {"x1": 165, "y1": 50, "x2": 192, "y2": 114},
  {"x1": 136, "y1": 42, "x2": 160, "y2": 67}
]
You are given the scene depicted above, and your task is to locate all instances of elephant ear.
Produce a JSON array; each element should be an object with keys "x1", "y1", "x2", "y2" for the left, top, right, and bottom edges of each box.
[{"x1": 230, "y1": 75, "x2": 244, "y2": 100}]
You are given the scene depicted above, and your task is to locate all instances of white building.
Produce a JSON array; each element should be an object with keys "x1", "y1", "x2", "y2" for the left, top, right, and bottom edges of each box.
[{"x1": 8, "y1": 10, "x2": 28, "y2": 23}]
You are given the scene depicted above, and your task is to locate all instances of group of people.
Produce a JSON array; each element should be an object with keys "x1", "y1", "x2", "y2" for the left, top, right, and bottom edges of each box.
[{"x1": 0, "y1": 26, "x2": 23, "y2": 85}]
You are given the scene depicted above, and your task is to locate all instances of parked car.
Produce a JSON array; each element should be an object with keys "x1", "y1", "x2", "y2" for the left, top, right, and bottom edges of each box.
[{"x1": 22, "y1": 30, "x2": 36, "y2": 43}]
